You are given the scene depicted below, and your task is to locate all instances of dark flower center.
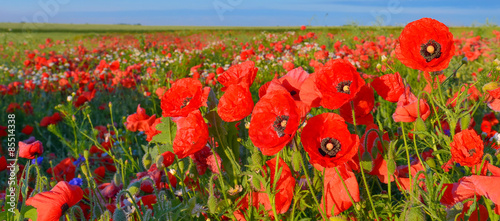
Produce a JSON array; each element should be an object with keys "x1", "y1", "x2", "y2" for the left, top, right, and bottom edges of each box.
[
  {"x1": 319, "y1": 137, "x2": 342, "y2": 157},
  {"x1": 290, "y1": 90, "x2": 297, "y2": 96},
  {"x1": 336, "y1": 81, "x2": 352, "y2": 94},
  {"x1": 420, "y1": 39, "x2": 442, "y2": 62},
  {"x1": 181, "y1": 97, "x2": 192, "y2": 109},
  {"x1": 468, "y1": 148, "x2": 476, "y2": 157},
  {"x1": 273, "y1": 115, "x2": 289, "y2": 137},
  {"x1": 61, "y1": 203, "x2": 69, "y2": 215}
]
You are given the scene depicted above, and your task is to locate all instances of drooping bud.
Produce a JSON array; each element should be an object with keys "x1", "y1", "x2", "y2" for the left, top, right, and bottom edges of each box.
[
  {"x1": 142, "y1": 151, "x2": 152, "y2": 170},
  {"x1": 291, "y1": 151, "x2": 302, "y2": 172},
  {"x1": 113, "y1": 208, "x2": 127, "y2": 221},
  {"x1": 360, "y1": 150, "x2": 373, "y2": 172},
  {"x1": 127, "y1": 181, "x2": 141, "y2": 196}
]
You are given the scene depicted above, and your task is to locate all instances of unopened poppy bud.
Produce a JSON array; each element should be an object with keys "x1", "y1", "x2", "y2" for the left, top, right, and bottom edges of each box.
[
  {"x1": 251, "y1": 151, "x2": 262, "y2": 166},
  {"x1": 360, "y1": 151, "x2": 373, "y2": 172},
  {"x1": 329, "y1": 216, "x2": 348, "y2": 221},
  {"x1": 113, "y1": 173, "x2": 121, "y2": 186},
  {"x1": 483, "y1": 82, "x2": 500, "y2": 92},
  {"x1": 425, "y1": 157, "x2": 436, "y2": 169},
  {"x1": 403, "y1": 204, "x2": 425, "y2": 221},
  {"x1": 127, "y1": 181, "x2": 141, "y2": 196},
  {"x1": 113, "y1": 208, "x2": 127, "y2": 221},
  {"x1": 460, "y1": 115, "x2": 471, "y2": 131},
  {"x1": 81, "y1": 165, "x2": 89, "y2": 177},
  {"x1": 83, "y1": 150, "x2": 90, "y2": 161},
  {"x1": 461, "y1": 57, "x2": 468, "y2": 65},
  {"x1": 414, "y1": 118, "x2": 426, "y2": 132},
  {"x1": 142, "y1": 151, "x2": 152, "y2": 170},
  {"x1": 387, "y1": 158, "x2": 396, "y2": 176},
  {"x1": 155, "y1": 155, "x2": 165, "y2": 170},
  {"x1": 291, "y1": 151, "x2": 302, "y2": 172},
  {"x1": 208, "y1": 195, "x2": 217, "y2": 213}
]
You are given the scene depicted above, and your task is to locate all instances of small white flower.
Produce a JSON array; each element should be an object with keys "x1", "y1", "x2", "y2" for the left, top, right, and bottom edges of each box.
[{"x1": 67, "y1": 96, "x2": 73, "y2": 102}]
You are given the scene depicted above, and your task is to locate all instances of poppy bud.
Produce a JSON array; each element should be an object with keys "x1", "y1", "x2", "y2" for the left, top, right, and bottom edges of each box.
[
  {"x1": 127, "y1": 181, "x2": 141, "y2": 196},
  {"x1": 460, "y1": 115, "x2": 471, "y2": 131},
  {"x1": 81, "y1": 164, "x2": 89, "y2": 177},
  {"x1": 142, "y1": 151, "x2": 152, "y2": 170},
  {"x1": 291, "y1": 151, "x2": 302, "y2": 172},
  {"x1": 84, "y1": 150, "x2": 90, "y2": 161},
  {"x1": 402, "y1": 204, "x2": 426, "y2": 221},
  {"x1": 360, "y1": 151, "x2": 374, "y2": 172},
  {"x1": 113, "y1": 173, "x2": 121, "y2": 186},
  {"x1": 251, "y1": 151, "x2": 262, "y2": 166},
  {"x1": 208, "y1": 195, "x2": 217, "y2": 213},
  {"x1": 93, "y1": 204, "x2": 102, "y2": 218},
  {"x1": 155, "y1": 155, "x2": 165, "y2": 171},
  {"x1": 425, "y1": 157, "x2": 436, "y2": 169},
  {"x1": 113, "y1": 208, "x2": 127, "y2": 221},
  {"x1": 414, "y1": 118, "x2": 426, "y2": 132}
]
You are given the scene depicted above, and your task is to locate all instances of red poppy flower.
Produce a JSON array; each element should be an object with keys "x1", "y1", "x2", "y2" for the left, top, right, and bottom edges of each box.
[
  {"x1": 6, "y1": 102, "x2": 21, "y2": 113},
  {"x1": 251, "y1": 158, "x2": 296, "y2": 217},
  {"x1": 140, "y1": 194, "x2": 157, "y2": 210},
  {"x1": 359, "y1": 124, "x2": 393, "y2": 183},
  {"x1": 26, "y1": 181, "x2": 83, "y2": 221},
  {"x1": 18, "y1": 138, "x2": 43, "y2": 159},
  {"x1": 339, "y1": 84, "x2": 375, "y2": 125},
  {"x1": 173, "y1": 110, "x2": 209, "y2": 159},
  {"x1": 47, "y1": 158, "x2": 76, "y2": 181},
  {"x1": 190, "y1": 145, "x2": 222, "y2": 175},
  {"x1": 145, "y1": 118, "x2": 162, "y2": 142},
  {"x1": 160, "y1": 78, "x2": 210, "y2": 117},
  {"x1": 315, "y1": 59, "x2": 365, "y2": 109},
  {"x1": 97, "y1": 182, "x2": 120, "y2": 200},
  {"x1": 301, "y1": 113, "x2": 359, "y2": 169},
  {"x1": 249, "y1": 89, "x2": 300, "y2": 156},
  {"x1": 457, "y1": 201, "x2": 488, "y2": 221},
  {"x1": 299, "y1": 73, "x2": 322, "y2": 108},
  {"x1": 159, "y1": 151, "x2": 175, "y2": 168},
  {"x1": 0, "y1": 156, "x2": 6, "y2": 171},
  {"x1": 450, "y1": 129, "x2": 484, "y2": 167},
  {"x1": 40, "y1": 112, "x2": 62, "y2": 127},
  {"x1": 0, "y1": 125, "x2": 7, "y2": 137},
  {"x1": 395, "y1": 159, "x2": 426, "y2": 191},
  {"x1": 371, "y1": 72, "x2": 405, "y2": 103},
  {"x1": 441, "y1": 175, "x2": 500, "y2": 212},
  {"x1": 320, "y1": 164, "x2": 360, "y2": 217},
  {"x1": 395, "y1": 18, "x2": 455, "y2": 72},
  {"x1": 125, "y1": 104, "x2": 157, "y2": 132},
  {"x1": 392, "y1": 87, "x2": 431, "y2": 122},
  {"x1": 74, "y1": 89, "x2": 96, "y2": 107},
  {"x1": 217, "y1": 61, "x2": 258, "y2": 91},
  {"x1": 217, "y1": 83, "x2": 254, "y2": 122},
  {"x1": 94, "y1": 166, "x2": 106, "y2": 183},
  {"x1": 21, "y1": 125, "x2": 34, "y2": 135}
]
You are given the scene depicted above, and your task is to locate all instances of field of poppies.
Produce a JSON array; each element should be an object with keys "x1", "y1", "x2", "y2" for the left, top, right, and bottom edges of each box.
[{"x1": 1, "y1": 18, "x2": 500, "y2": 221}]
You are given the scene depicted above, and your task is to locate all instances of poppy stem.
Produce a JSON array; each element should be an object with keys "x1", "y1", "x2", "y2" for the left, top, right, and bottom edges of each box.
[
  {"x1": 400, "y1": 122, "x2": 414, "y2": 192},
  {"x1": 297, "y1": 137, "x2": 327, "y2": 220},
  {"x1": 351, "y1": 101, "x2": 379, "y2": 220},
  {"x1": 442, "y1": 62, "x2": 464, "y2": 85},
  {"x1": 271, "y1": 151, "x2": 281, "y2": 220}
]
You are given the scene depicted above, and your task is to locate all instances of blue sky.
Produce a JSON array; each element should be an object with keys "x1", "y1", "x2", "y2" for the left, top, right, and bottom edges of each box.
[{"x1": 0, "y1": 0, "x2": 499, "y2": 26}]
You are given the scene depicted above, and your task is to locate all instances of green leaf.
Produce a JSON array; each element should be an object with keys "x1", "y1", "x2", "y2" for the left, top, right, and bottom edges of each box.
[
  {"x1": 151, "y1": 117, "x2": 176, "y2": 144},
  {"x1": 21, "y1": 205, "x2": 37, "y2": 221}
]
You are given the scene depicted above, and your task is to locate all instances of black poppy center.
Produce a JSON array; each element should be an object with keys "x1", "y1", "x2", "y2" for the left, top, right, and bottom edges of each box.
[
  {"x1": 181, "y1": 97, "x2": 192, "y2": 109},
  {"x1": 273, "y1": 115, "x2": 289, "y2": 137},
  {"x1": 290, "y1": 90, "x2": 297, "y2": 96},
  {"x1": 61, "y1": 203, "x2": 70, "y2": 215},
  {"x1": 468, "y1": 148, "x2": 476, "y2": 157},
  {"x1": 319, "y1": 137, "x2": 341, "y2": 158},
  {"x1": 420, "y1": 39, "x2": 442, "y2": 62},
  {"x1": 336, "y1": 81, "x2": 352, "y2": 94}
]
